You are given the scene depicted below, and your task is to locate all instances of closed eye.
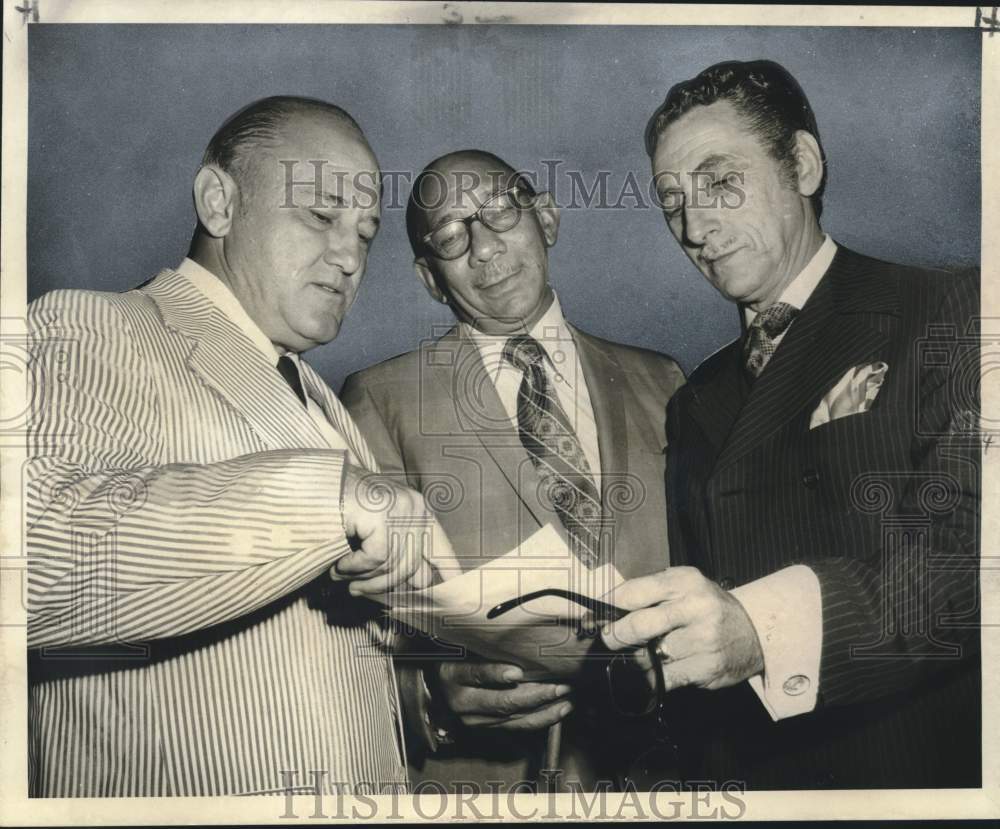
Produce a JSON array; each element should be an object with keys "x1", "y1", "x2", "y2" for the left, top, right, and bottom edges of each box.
[{"x1": 309, "y1": 209, "x2": 333, "y2": 226}]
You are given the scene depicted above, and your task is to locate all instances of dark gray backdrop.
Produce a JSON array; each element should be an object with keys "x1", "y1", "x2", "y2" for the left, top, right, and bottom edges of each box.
[{"x1": 28, "y1": 24, "x2": 980, "y2": 389}]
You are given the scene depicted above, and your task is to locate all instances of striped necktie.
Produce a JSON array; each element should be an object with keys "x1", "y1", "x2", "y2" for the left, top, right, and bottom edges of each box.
[
  {"x1": 743, "y1": 301, "x2": 799, "y2": 379},
  {"x1": 502, "y1": 335, "x2": 603, "y2": 568}
]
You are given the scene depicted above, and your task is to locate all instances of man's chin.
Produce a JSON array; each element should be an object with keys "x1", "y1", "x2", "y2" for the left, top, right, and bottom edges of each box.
[{"x1": 290, "y1": 322, "x2": 342, "y2": 352}]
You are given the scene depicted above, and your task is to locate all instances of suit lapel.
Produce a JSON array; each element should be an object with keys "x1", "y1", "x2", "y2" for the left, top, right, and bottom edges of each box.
[
  {"x1": 299, "y1": 359, "x2": 380, "y2": 472},
  {"x1": 571, "y1": 325, "x2": 629, "y2": 497},
  {"x1": 142, "y1": 269, "x2": 329, "y2": 452},
  {"x1": 714, "y1": 247, "x2": 898, "y2": 472},
  {"x1": 682, "y1": 333, "x2": 746, "y2": 462},
  {"x1": 426, "y1": 328, "x2": 551, "y2": 531}
]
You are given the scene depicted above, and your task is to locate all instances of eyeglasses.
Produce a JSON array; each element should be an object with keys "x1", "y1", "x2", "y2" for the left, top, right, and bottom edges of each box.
[
  {"x1": 421, "y1": 185, "x2": 536, "y2": 261},
  {"x1": 487, "y1": 587, "x2": 627, "y2": 625},
  {"x1": 488, "y1": 587, "x2": 681, "y2": 788}
]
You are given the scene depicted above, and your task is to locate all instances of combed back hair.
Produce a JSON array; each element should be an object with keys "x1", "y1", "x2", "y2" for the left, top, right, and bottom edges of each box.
[
  {"x1": 645, "y1": 60, "x2": 827, "y2": 218},
  {"x1": 201, "y1": 95, "x2": 365, "y2": 187},
  {"x1": 405, "y1": 150, "x2": 536, "y2": 255}
]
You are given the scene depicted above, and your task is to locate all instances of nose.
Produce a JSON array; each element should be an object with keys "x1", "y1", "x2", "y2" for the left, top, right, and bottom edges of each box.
[
  {"x1": 467, "y1": 219, "x2": 506, "y2": 264},
  {"x1": 683, "y1": 203, "x2": 721, "y2": 248},
  {"x1": 322, "y1": 226, "x2": 362, "y2": 277}
]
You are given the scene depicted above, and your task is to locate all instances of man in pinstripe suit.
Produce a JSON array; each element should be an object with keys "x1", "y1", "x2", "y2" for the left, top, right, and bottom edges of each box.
[
  {"x1": 603, "y1": 60, "x2": 980, "y2": 788},
  {"x1": 26, "y1": 96, "x2": 455, "y2": 796}
]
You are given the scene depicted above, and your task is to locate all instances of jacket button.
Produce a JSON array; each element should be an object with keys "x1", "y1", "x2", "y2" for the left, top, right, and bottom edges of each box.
[
  {"x1": 718, "y1": 576, "x2": 735, "y2": 590},
  {"x1": 802, "y1": 469, "x2": 820, "y2": 488}
]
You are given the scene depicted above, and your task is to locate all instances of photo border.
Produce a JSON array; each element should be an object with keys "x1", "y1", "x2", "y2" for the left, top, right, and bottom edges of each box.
[{"x1": 2, "y1": 1, "x2": 996, "y2": 823}]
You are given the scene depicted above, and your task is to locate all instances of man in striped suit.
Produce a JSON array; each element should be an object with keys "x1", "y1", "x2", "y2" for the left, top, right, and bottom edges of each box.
[
  {"x1": 602, "y1": 60, "x2": 980, "y2": 788},
  {"x1": 342, "y1": 151, "x2": 684, "y2": 790},
  {"x1": 26, "y1": 96, "x2": 455, "y2": 796}
]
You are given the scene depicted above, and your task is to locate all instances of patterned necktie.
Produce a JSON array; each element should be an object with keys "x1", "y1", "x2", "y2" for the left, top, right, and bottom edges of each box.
[
  {"x1": 743, "y1": 302, "x2": 799, "y2": 379},
  {"x1": 502, "y1": 335, "x2": 603, "y2": 568},
  {"x1": 276, "y1": 354, "x2": 307, "y2": 407}
]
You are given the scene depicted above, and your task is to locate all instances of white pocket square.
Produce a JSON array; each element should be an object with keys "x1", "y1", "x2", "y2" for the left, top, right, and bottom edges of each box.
[{"x1": 809, "y1": 362, "x2": 888, "y2": 430}]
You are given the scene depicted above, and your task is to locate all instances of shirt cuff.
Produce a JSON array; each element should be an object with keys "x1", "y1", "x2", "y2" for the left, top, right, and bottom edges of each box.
[{"x1": 729, "y1": 564, "x2": 822, "y2": 721}]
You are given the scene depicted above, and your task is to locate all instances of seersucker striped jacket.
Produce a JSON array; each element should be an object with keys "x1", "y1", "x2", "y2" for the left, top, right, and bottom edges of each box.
[{"x1": 25, "y1": 268, "x2": 407, "y2": 797}]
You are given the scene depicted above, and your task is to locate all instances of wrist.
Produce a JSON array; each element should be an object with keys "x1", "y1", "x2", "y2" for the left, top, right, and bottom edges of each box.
[{"x1": 422, "y1": 663, "x2": 462, "y2": 747}]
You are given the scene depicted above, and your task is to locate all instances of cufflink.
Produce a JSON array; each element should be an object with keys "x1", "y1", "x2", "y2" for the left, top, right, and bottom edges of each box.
[
  {"x1": 782, "y1": 674, "x2": 810, "y2": 696},
  {"x1": 433, "y1": 725, "x2": 456, "y2": 746}
]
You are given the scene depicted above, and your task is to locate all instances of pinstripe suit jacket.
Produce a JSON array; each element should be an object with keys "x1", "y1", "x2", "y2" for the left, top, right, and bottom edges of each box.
[
  {"x1": 342, "y1": 324, "x2": 684, "y2": 787},
  {"x1": 665, "y1": 248, "x2": 980, "y2": 789},
  {"x1": 26, "y1": 269, "x2": 407, "y2": 796}
]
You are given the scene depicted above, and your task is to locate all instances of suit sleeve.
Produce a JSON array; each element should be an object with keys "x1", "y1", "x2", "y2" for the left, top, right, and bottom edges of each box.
[
  {"x1": 26, "y1": 291, "x2": 353, "y2": 649},
  {"x1": 807, "y1": 270, "x2": 980, "y2": 708}
]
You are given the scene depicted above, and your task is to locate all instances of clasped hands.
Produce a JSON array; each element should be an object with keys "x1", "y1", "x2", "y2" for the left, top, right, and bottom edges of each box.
[
  {"x1": 331, "y1": 463, "x2": 457, "y2": 596},
  {"x1": 432, "y1": 566, "x2": 765, "y2": 732}
]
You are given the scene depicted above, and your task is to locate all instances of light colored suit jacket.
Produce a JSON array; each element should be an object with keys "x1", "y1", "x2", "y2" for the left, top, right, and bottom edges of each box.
[
  {"x1": 26, "y1": 269, "x2": 406, "y2": 796},
  {"x1": 342, "y1": 323, "x2": 684, "y2": 786}
]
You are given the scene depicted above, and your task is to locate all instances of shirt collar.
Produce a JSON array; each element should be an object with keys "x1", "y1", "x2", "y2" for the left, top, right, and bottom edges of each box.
[
  {"x1": 176, "y1": 257, "x2": 280, "y2": 365},
  {"x1": 461, "y1": 291, "x2": 573, "y2": 370},
  {"x1": 743, "y1": 234, "x2": 837, "y2": 327}
]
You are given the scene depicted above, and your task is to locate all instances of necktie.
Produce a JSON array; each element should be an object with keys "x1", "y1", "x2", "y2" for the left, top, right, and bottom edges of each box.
[
  {"x1": 502, "y1": 335, "x2": 603, "y2": 568},
  {"x1": 276, "y1": 354, "x2": 307, "y2": 407},
  {"x1": 743, "y1": 302, "x2": 799, "y2": 379}
]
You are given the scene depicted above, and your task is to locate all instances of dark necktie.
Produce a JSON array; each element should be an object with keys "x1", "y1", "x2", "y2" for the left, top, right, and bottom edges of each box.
[
  {"x1": 743, "y1": 302, "x2": 799, "y2": 380},
  {"x1": 276, "y1": 354, "x2": 307, "y2": 407},
  {"x1": 502, "y1": 335, "x2": 603, "y2": 568}
]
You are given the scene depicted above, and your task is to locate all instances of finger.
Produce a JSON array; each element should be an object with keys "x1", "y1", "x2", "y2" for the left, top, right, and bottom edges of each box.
[
  {"x1": 403, "y1": 559, "x2": 434, "y2": 591},
  {"x1": 465, "y1": 700, "x2": 574, "y2": 731},
  {"x1": 348, "y1": 571, "x2": 397, "y2": 598},
  {"x1": 600, "y1": 572, "x2": 669, "y2": 612},
  {"x1": 443, "y1": 661, "x2": 523, "y2": 689},
  {"x1": 450, "y1": 682, "x2": 571, "y2": 717},
  {"x1": 601, "y1": 567, "x2": 696, "y2": 612},
  {"x1": 423, "y1": 521, "x2": 458, "y2": 579},
  {"x1": 352, "y1": 539, "x2": 425, "y2": 595},
  {"x1": 659, "y1": 654, "x2": 714, "y2": 693},
  {"x1": 601, "y1": 602, "x2": 688, "y2": 651},
  {"x1": 643, "y1": 628, "x2": 697, "y2": 667},
  {"x1": 334, "y1": 542, "x2": 390, "y2": 578}
]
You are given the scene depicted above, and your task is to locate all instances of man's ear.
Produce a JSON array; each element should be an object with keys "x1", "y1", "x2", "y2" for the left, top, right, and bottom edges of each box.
[
  {"x1": 414, "y1": 258, "x2": 447, "y2": 304},
  {"x1": 793, "y1": 131, "x2": 824, "y2": 199},
  {"x1": 193, "y1": 165, "x2": 240, "y2": 237},
  {"x1": 532, "y1": 191, "x2": 561, "y2": 247}
]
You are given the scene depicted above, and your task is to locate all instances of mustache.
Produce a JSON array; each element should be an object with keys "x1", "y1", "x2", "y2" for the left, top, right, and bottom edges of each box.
[
  {"x1": 700, "y1": 238, "x2": 741, "y2": 263},
  {"x1": 480, "y1": 260, "x2": 521, "y2": 283}
]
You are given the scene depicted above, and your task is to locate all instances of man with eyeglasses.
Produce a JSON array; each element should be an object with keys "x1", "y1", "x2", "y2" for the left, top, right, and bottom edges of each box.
[{"x1": 342, "y1": 150, "x2": 685, "y2": 791}]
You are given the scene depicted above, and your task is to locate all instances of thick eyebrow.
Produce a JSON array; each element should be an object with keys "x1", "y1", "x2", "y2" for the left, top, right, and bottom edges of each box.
[
  {"x1": 694, "y1": 153, "x2": 741, "y2": 173},
  {"x1": 319, "y1": 192, "x2": 348, "y2": 208}
]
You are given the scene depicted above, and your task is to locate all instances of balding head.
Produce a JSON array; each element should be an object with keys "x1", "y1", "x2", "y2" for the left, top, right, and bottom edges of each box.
[
  {"x1": 201, "y1": 96, "x2": 371, "y2": 200},
  {"x1": 406, "y1": 150, "x2": 523, "y2": 254}
]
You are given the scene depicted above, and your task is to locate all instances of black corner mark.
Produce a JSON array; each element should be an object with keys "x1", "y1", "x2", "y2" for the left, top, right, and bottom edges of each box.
[
  {"x1": 16, "y1": 0, "x2": 39, "y2": 24},
  {"x1": 977, "y1": 6, "x2": 999, "y2": 34}
]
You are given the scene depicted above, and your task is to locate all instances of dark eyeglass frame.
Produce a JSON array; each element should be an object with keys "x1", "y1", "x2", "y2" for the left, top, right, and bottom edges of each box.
[
  {"x1": 488, "y1": 587, "x2": 679, "y2": 786},
  {"x1": 487, "y1": 588, "x2": 669, "y2": 720},
  {"x1": 421, "y1": 185, "x2": 536, "y2": 261}
]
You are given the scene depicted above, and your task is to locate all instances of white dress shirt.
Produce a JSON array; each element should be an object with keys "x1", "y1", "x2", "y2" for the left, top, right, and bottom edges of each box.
[
  {"x1": 177, "y1": 258, "x2": 357, "y2": 460},
  {"x1": 730, "y1": 234, "x2": 837, "y2": 720},
  {"x1": 460, "y1": 293, "x2": 602, "y2": 480}
]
